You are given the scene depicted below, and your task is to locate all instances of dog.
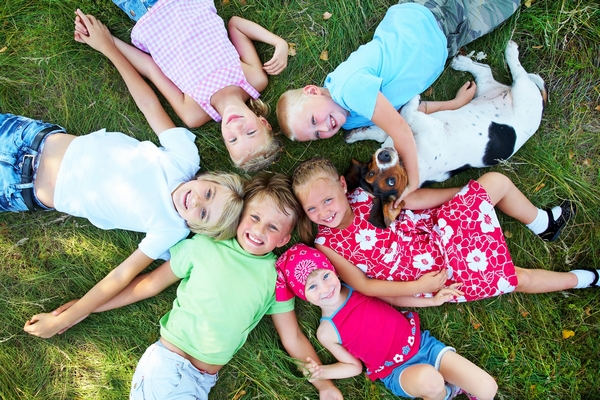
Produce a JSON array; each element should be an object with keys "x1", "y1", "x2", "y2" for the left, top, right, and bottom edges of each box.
[
  {"x1": 345, "y1": 147, "x2": 408, "y2": 229},
  {"x1": 344, "y1": 41, "x2": 547, "y2": 187}
]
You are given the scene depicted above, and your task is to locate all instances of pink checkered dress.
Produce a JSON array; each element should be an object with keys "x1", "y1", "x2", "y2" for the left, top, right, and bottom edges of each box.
[
  {"x1": 131, "y1": 0, "x2": 260, "y2": 121},
  {"x1": 315, "y1": 181, "x2": 518, "y2": 302}
]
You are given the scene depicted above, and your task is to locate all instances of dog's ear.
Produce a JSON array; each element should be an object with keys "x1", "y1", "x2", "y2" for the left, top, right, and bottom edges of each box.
[
  {"x1": 345, "y1": 159, "x2": 366, "y2": 192},
  {"x1": 367, "y1": 197, "x2": 387, "y2": 229},
  {"x1": 383, "y1": 198, "x2": 404, "y2": 228}
]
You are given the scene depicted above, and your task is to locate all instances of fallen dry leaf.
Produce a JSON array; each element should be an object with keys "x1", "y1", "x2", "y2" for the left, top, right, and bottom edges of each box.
[
  {"x1": 562, "y1": 329, "x2": 575, "y2": 339},
  {"x1": 320, "y1": 49, "x2": 328, "y2": 61},
  {"x1": 532, "y1": 45, "x2": 543, "y2": 49},
  {"x1": 520, "y1": 309, "x2": 530, "y2": 317},
  {"x1": 569, "y1": 150, "x2": 575, "y2": 159},
  {"x1": 323, "y1": 11, "x2": 332, "y2": 20},
  {"x1": 288, "y1": 43, "x2": 297, "y2": 57},
  {"x1": 533, "y1": 182, "x2": 545, "y2": 192},
  {"x1": 0, "y1": 46, "x2": 7, "y2": 53},
  {"x1": 583, "y1": 158, "x2": 591, "y2": 166},
  {"x1": 524, "y1": 0, "x2": 534, "y2": 7},
  {"x1": 595, "y1": 105, "x2": 600, "y2": 112},
  {"x1": 504, "y1": 230, "x2": 512, "y2": 238},
  {"x1": 232, "y1": 390, "x2": 246, "y2": 400}
]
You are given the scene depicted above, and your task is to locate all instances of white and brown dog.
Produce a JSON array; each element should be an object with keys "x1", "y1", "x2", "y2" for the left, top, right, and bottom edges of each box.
[
  {"x1": 344, "y1": 41, "x2": 547, "y2": 186},
  {"x1": 345, "y1": 147, "x2": 408, "y2": 229}
]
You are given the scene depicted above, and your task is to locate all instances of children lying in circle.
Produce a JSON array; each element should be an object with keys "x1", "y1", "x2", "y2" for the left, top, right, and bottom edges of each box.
[
  {"x1": 291, "y1": 157, "x2": 599, "y2": 305},
  {"x1": 83, "y1": 0, "x2": 289, "y2": 171},
  {"x1": 277, "y1": 244, "x2": 497, "y2": 400},
  {"x1": 17, "y1": 12, "x2": 245, "y2": 339},
  {"x1": 51, "y1": 173, "x2": 343, "y2": 400}
]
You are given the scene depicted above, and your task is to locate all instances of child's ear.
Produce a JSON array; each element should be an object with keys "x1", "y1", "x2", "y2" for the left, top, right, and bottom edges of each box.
[
  {"x1": 302, "y1": 85, "x2": 321, "y2": 96},
  {"x1": 276, "y1": 234, "x2": 292, "y2": 248},
  {"x1": 339, "y1": 175, "x2": 348, "y2": 193},
  {"x1": 259, "y1": 116, "x2": 272, "y2": 130}
]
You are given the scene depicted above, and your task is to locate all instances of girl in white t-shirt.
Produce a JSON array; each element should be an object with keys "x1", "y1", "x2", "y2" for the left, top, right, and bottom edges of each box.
[{"x1": 22, "y1": 12, "x2": 244, "y2": 339}]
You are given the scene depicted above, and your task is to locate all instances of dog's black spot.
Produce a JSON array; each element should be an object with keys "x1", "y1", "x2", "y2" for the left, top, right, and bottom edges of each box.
[
  {"x1": 483, "y1": 122, "x2": 517, "y2": 165},
  {"x1": 479, "y1": 132, "x2": 482, "y2": 136},
  {"x1": 495, "y1": 114, "x2": 500, "y2": 118},
  {"x1": 448, "y1": 164, "x2": 472, "y2": 177},
  {"x1": 472, "y1": 123, "x2": 476, "y2": 126}
]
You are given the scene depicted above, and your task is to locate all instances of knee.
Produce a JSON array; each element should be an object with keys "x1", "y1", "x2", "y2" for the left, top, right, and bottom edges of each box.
[
  {"x1": 407, "y1": 365, "x2": 446, "y2": 398},
  {"x1": 476, "y1": 374, "x2": 498, "y2": 400}
]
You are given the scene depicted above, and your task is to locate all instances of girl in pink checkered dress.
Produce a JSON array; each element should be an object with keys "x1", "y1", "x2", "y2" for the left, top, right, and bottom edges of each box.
[
  {"x1": 291, "y1": 157, "x2": 599, "y2": 306},
  {"x1": 76, "y1": 0, "x2": 289, "y2": 172}
]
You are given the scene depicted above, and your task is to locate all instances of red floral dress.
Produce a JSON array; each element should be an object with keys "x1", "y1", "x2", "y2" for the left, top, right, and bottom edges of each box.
[{"x1": 315, "y1": 181, "x2": 518, "y2": 302}]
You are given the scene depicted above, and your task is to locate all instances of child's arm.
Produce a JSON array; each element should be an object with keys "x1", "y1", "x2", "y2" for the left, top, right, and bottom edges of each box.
[
  {"x1": 371, "y1": 92, "x2": 419, "y2": 203},
  {"x1": 402, "y1": 186, "x2": 462, "y2": 210},
  {"x1": 417, "y1": 81, "x2": 476, "y2": 114},
  {"x1": 49, "y1": 261, "x2": 181, "y2": 334},
  {"x1": 73, "y1": 10, "x2": 181, "y2": 133},
  {"x1": 379, "y1": 284, "x2": 464, "y2": 308},
  {"x1": 228, "y1": 16, "x2": 288, "y2": 90},
  {"x1": 272, "y1": 311, "x2": 343, "y2": 400},
  {"x1": 24, "y1": 249, "x2": 154, "y2": 338},
  {"x1": 305, "y1": 323, "x2": 363, "y2": 381},
  {"x1": 316, "y1": 244, "x2": 446, "y2": 297}
]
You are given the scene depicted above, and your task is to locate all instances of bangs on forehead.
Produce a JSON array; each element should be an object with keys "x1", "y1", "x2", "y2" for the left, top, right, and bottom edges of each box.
[{"x1": 248, "y1": 193, "x2": 293, "y2": 217}]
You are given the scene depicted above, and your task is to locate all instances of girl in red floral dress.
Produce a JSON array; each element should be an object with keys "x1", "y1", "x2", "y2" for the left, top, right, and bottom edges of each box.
[{"x1": 292, "y1": 157, "x2": 599, "y2": 305}]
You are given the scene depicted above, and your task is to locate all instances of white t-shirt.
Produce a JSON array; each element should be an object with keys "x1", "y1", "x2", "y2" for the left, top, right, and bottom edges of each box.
[{"x1": 54, "y1": 127, "x2": 200, "y2": 260}]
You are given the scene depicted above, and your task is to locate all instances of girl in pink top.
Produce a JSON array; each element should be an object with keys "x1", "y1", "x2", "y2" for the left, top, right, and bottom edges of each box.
[
  {"x1": 277, "y1": 244, "x2": 496, "y2": 400},
  {"x1": 77, "y1": 0, "x2": 289, "y2": 172},
  {"x1": 291, "y1": 157, "x2": 599, "y2": 306}
]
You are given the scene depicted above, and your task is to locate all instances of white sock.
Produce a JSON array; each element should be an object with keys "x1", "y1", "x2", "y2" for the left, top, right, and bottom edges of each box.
[
  {"x1": 526, "y1": 207, "x2": 562, "y2": 234},
  {"x1": 570, "y1": 270, "x2": 597, "y2": 289}
]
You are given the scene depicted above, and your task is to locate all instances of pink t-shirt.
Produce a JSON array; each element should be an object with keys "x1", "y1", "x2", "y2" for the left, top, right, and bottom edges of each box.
[
  {"x1": 321, "y1": 287, "x2": 421, "y2": 380},
  {"x1": 131, "y1": 0, "x2": 260, "y2": 121}
]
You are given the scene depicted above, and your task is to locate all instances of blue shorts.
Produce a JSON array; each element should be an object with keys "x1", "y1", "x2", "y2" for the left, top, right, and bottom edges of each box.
[
  {"x1": 0, "y1": 113, "x2": 64, "y2": 212},
  {"x1": 130, "y1": 340, "x2": 218, "y2": 400},
  {"x1": 380, "y1": 330, "x2": 455, "y2": 398},
  {"x1": 112, "y1": 0, "x2": 160, "y2": 21}
]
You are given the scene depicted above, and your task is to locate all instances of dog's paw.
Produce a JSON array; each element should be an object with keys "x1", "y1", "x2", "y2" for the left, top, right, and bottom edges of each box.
[
  {"x1": 451, "y1": 55, "x2": 473, "y2": 71},
  {"x1": 400, "y1": 95, "x2": 421, "y2": 122},
  {"x1": 505, "y1": 40, "x2": 519, "y2": 60},
  {"x1": 344, "y1": 126, "x2": 388, "y2": 143}
]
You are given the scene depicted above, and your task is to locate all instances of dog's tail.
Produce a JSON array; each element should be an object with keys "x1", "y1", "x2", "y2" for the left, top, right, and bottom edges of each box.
[{"x1": 528, "y1": 73, "x2": 548, "y2": 110}]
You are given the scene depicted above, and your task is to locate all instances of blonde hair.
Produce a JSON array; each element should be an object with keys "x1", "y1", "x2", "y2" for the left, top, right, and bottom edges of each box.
[
  {"x1": 291, "y1": 157, "x2": 341, "y2": 244},
  {"x1": 234, "y1": 98, "x2": 283, "y2": 172},
  {"x1": 244, "y1": 172, "x2": 302, "y2": 235},
  {"x1": 275, "y1": 88, "x2": 307, "y2": 140},
  {"x1": 187, "y1": 171, "x2": 245, "y2": 240}
]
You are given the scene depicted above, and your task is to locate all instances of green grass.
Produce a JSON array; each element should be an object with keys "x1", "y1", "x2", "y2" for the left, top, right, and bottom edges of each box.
[{"x1": 1, "y1": 0, "x2": 599, "y2": 399}]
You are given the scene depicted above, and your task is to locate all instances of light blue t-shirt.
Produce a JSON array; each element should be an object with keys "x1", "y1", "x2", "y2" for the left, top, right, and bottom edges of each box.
[{"x1": 324, "y1": 3, "x2": 447, "y2": 129}]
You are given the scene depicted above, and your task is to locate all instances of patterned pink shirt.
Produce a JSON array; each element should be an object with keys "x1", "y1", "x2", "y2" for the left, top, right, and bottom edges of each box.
[
  {"x1": 131, "y1": 0, "x2": 260, "y2": 121},
  {"x1": 315, "y1": 181, "x2": 518, "y2": 302}
]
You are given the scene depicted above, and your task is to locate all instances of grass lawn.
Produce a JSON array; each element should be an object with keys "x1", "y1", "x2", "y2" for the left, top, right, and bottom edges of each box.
[{"x1": 0, "y1": 0, "x2": 598, "y2": 399}]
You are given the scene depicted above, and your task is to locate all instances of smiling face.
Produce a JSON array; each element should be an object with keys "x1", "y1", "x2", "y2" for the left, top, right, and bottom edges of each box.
[
  {"x1": 304, "y1": 269, "x2": 342, "y2": 308},
  {"x1": 291, "y1": 86, "x2": 348, "y2": 141},
  {"x1": 172, "y1": 179, "x2": 231, "y2": 228},
  {"x1": 296, "y1": 175, "x2": 353, "y2": 230},
  {"x1": 221, "y1": 105, "x2": 272, "y2": 165},
  {"x1": 236, "y1": 196, "x2": 294, "y2": 256}
]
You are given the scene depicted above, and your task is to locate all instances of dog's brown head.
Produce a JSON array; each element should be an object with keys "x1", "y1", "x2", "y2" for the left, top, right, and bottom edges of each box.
[{"x1": 345, "y1": 147, "x2": 408, "y2": 229}]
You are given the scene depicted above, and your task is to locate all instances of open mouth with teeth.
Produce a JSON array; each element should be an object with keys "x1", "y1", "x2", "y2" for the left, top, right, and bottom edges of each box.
[
  {"x1": 184, "y1": 191, "x2": 191, "y2": 209},
  {"x1": 245, "y1": 233, "x2": 264, "y2": 246},
  {"x1": 322, "y1": 213, "x2": 337, "y2": 224},
  {"x1": 330, "y1": 115, "x2": 337, "y2": 130},
  {"x1": 321, "y1": 288, "x2": 336, "y2": 300}
]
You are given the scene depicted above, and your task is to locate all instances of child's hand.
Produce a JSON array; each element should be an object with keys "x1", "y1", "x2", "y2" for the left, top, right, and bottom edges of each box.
[
  {"x1": 73, "y1": 9, "x2": 115, "y2": 54},
  {"x1": 453, "y1": 81, "x2": 477, "y2": 108},
  {"x1": 304, "y1": 357, "x2": 325, "y2": 382},
  {"x1": 432, "y1": 283, "x2": 463, "y2": 305},
  {"x1": 416, "y1": 269, "x2": 447, "y2": 293},
  {"x1": 263, "y1": 38, "x2": 288, "y2": 75},
  {"x1": 24, "y1": 313, "x2": 62, "y2": 338}
]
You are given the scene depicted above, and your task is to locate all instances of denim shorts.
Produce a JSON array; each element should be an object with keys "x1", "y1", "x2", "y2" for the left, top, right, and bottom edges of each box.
[
  {"x1": 130, "y1": 340, "x2": 218, "y2": 400},
  {"x1": 112, "y1": 0, "x2": 160, "y2": 21},
  {"x1": 0, "y1": 113, "x2": 64, "y2": 212},
  {"x1": 380, "y1": 330, "x2": 455, "y2": 398}
]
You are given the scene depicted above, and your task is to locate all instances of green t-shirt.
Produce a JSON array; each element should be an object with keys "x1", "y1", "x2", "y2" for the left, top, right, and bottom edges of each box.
[{"x1": 160, "y1": 234, "x2": 294, "y2": 365}]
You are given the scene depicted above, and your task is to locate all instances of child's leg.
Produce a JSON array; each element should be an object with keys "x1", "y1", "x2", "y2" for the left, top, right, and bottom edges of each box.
[
  {"x1": 399, "y1": 364, "x2": 447, "y2": 400},
  {"x1": 476, "y1": 172, "x2": 575, "y2": 241},
  {"x1": 515, "y1": 266, "x2": 600, "y2": 293},
  {"x1": 438, "y1": 351, "x2": 497, "y2": 400}
]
